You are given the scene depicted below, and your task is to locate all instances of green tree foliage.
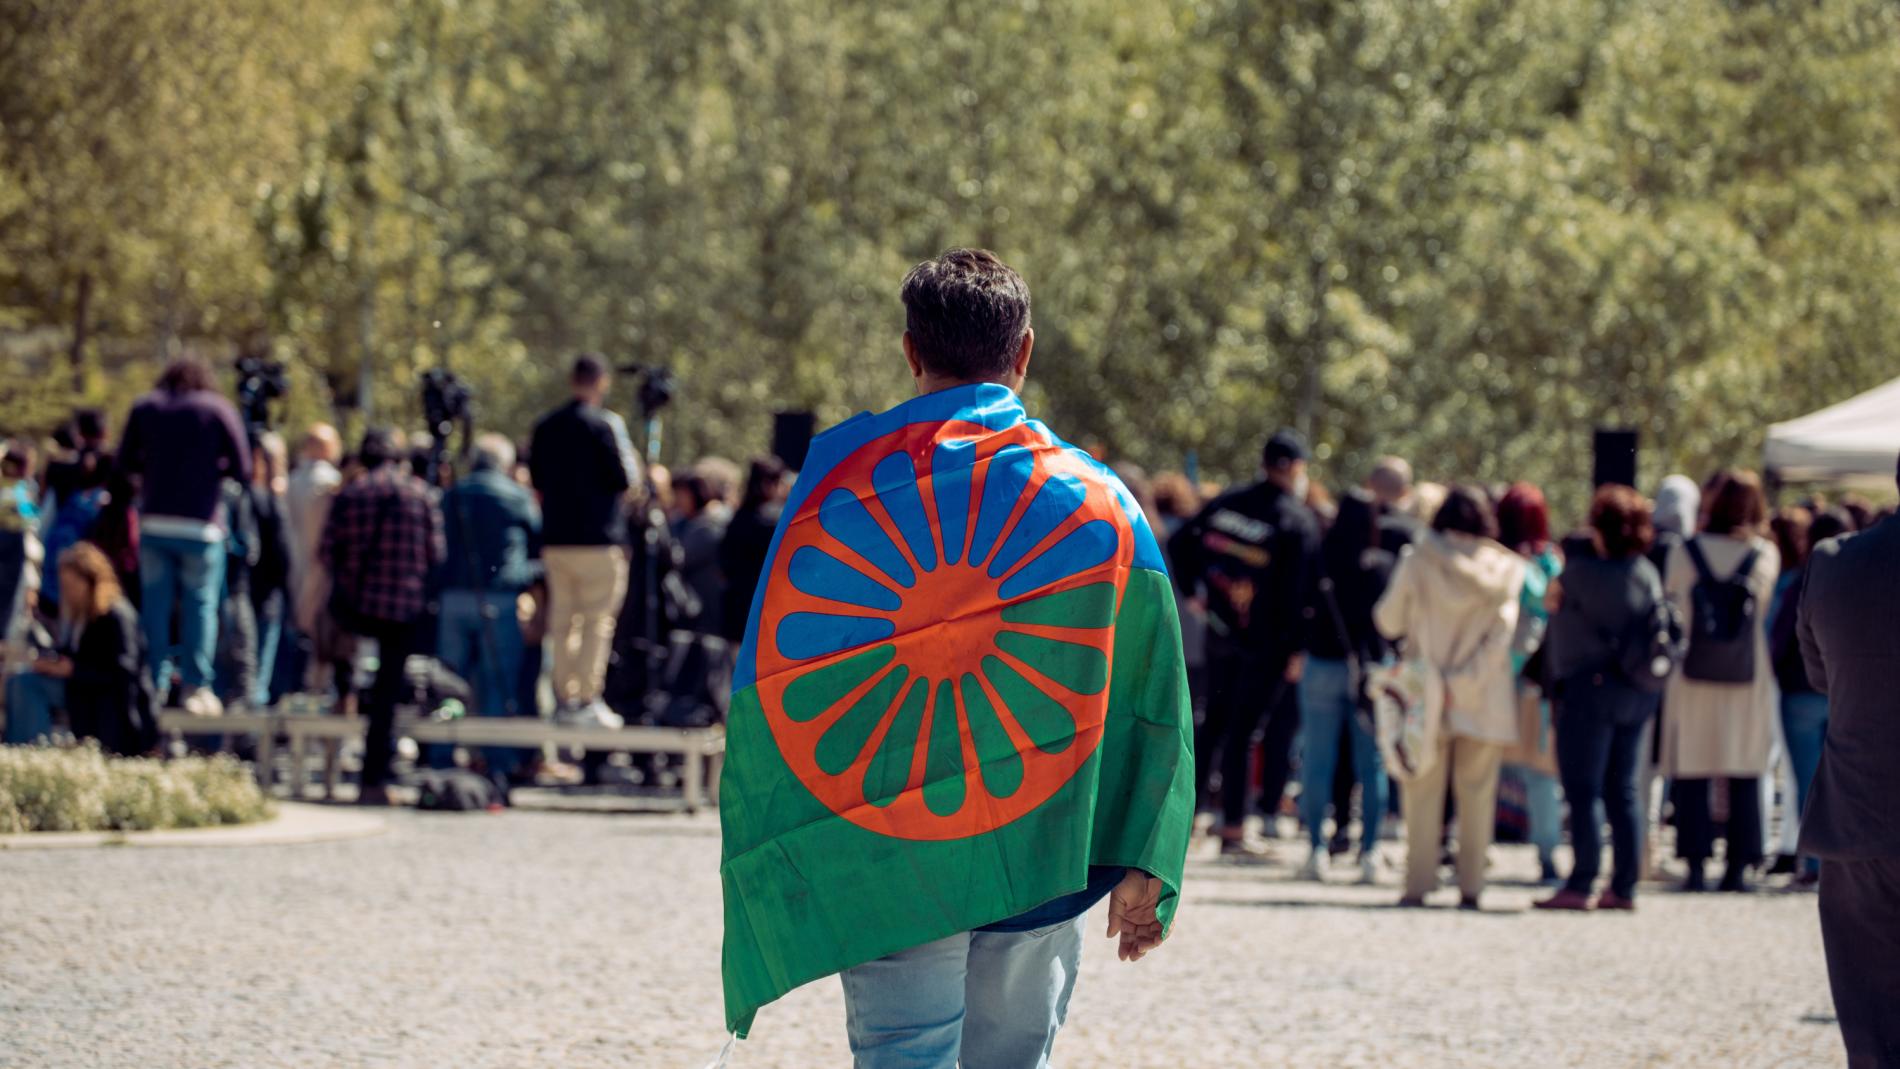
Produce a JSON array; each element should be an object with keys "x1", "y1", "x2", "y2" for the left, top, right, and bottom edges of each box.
[{"x1": 3, "y1": 0, "x2": 1897, "y2": 514}]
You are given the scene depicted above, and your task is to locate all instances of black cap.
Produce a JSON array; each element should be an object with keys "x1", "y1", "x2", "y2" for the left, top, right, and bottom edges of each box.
[{"x1": 1263, "y1": 429, "x2": 1309, "y2": 468}]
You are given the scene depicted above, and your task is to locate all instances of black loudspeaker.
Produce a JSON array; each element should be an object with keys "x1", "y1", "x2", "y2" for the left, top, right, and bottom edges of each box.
[
  {"x1": 772, "y1": 411, "x2": 817, "y2": 471},
  {"x1": 1593, "y1": 429, "x2": 1638, "y2": 489}
]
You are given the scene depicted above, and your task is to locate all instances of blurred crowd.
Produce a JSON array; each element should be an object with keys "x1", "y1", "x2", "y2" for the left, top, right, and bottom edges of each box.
[
  {"x1": 1, "y1": 351, "x2": 1894, "y2": 901},
  {"x1": 1133, "y1": 434, "x2": 1894, "y2": 908}
]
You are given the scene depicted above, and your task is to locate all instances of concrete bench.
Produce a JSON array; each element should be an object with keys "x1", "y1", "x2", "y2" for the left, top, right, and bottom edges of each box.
[
  {"x1": 157, "y1": 709, "x2": 284, "y2": 787},
  {"x1": 157, "y1": 709, "x2": 726, "y2": 812}
]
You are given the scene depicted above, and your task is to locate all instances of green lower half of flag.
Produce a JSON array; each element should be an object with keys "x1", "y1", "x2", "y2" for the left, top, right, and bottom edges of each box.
[{"x1": 720, "y1": 567, "x2": 1194, "y2": 1037}]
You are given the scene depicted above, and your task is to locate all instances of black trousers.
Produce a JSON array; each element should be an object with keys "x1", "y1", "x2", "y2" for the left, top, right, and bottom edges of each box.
[
  {"x1": 1196, "y1": 642, "x2": 1295, "y2": 828},
  {"x1": 1672, "y1": 775, "x2": 1763, "y2": 868},
  {"x1": 357, "y1": 618, "x2": 422, "y2": 791},
  {"x1": 1819, "y1": 858, "x2": 1900, "y2": 1068},
  {"x1": 1556, "y1": 705, "x2": 1650, "y2": 899}
]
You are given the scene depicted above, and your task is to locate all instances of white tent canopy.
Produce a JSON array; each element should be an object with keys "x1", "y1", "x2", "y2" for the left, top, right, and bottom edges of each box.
[{"x1": 1764, "y1": 376, "x2": 1900, "y2": 485}]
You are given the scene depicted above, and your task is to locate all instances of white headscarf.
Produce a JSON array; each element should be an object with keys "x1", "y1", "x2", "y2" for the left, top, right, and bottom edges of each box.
[{"x1": 1654, "y1": 474, "x2": 1701, "y2": 537}]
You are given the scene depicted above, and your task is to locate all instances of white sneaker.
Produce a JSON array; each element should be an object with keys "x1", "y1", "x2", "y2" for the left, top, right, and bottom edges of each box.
[
  {"x1": 589, "y1": 701, "x2": 625, "y2": 729},
  {"x1": 1358, "y1": 853, "x2": 1381, "y2": 886},
  {"x1": 1297, "y1": 848, "x2": 1328, "y2": 882},
  {"x1": 182, "y1": 689, "x2": 224, "y2": 717},
  {"x1": 558, "y1": 700, "x2": 624, "y2": 730}
]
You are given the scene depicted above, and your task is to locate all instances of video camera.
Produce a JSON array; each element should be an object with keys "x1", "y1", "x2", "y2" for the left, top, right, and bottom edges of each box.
[
  {"x1": 419, "y1": 368, "x2": 474, "y2": 486},
  {"x1": 235, "y1": 355, "x2": 289, "y2": 431},
  {"x1": 617, "y1": 363, "x2": 677, "y2": 419}
]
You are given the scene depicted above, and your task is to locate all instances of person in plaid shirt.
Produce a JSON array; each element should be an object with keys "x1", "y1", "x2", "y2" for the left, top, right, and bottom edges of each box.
[{"x1": 320, "y1": 428, "x2": 445, "y2": 805}]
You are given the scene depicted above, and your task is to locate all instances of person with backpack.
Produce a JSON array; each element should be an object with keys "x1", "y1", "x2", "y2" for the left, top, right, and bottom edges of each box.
[
  {"x1": 36, "y1": 457, "x2": 111, "y2": 618},
  {"x1": 1169, "y1": 429, "x2": 1323, "y2": 856},
  {"x1": 1662, "y1": 469, "x2": 1780, "y2": 893},
  {"x1": 1535, "y1": 486, "x2": 1677, "y2": 911},
  {"x1": 1373, "y1": 485, "x2": 1525, "y2": 910}
]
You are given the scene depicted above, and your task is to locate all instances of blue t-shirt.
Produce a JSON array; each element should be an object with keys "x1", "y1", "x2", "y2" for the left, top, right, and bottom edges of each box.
[{"x1": 977, "y1": 866, "x2": 1126, "y2": 933}]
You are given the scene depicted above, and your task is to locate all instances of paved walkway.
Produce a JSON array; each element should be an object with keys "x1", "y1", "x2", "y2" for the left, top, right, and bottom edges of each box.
[{"x1": 0, "y1": 810, "x2": 1840, "y2": 1068}]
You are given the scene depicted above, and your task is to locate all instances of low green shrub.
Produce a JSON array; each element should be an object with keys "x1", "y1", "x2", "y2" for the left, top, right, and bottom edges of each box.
[{"x1": 0, "y1": 744, "x2": 274, "y2": 833}]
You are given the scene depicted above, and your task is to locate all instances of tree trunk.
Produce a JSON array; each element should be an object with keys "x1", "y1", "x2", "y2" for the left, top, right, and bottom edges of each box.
[{"x1": 69, "y1": 271, "x2": 92, "y2": 394}]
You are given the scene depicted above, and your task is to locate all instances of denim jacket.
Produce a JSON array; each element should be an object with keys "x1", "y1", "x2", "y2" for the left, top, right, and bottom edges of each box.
[{"x1": 441, "y1": 468, "x2": 541, "y2": 593}]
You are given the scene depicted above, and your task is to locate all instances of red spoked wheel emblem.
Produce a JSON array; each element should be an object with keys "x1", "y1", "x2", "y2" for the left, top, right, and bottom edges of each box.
[{"x1": 754, "y1": 420, "x2": 1133, "y2": 841}]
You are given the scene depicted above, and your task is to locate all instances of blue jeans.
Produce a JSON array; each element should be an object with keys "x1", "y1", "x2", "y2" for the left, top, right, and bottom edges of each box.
[
  {"x1": 253, "y1": 590, "x2": 285, "y2": 707},
  {"x1": 839, "y1": 916, "x2": 1083, "y2": 1069},
  {"x1": 1555, "y1": 686, "x2": 1654, "y2": 899},
  {"x1": 4, "y1": 672, "x2": 64, "y2": 744},
  {"x1": 1297, "y1": 657, "x2": 1386, "y2": 851},
  {"x1": 1781, "y1": 691, "x2": 1828, "y2": 868},
  {"x1": 140, "y1": 534, "x2": 226, "y2": 691},
  {"x1": 1524, "y1": 768, "x2": 1562, "y2": 865},
  {"x1": 433, "y1": 590, "x2": 527, "y2": 779}
]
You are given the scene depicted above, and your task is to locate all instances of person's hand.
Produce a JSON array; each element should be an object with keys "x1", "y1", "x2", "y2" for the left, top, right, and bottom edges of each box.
[
  {"x1": 1105, "y1": 869, "x2": 1166, "y2": 962},
  {"x1": 33, "y1": 656, "x2": 72, "y2": 679},
  {"x1": 1283, "y1": 653, "x2": 1306, "y2": 684}
]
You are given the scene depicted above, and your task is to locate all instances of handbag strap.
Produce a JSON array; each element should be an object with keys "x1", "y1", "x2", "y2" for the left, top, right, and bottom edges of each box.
[{"x1": 1317, "y1": 574, "x2": 1364, "y2": 681}]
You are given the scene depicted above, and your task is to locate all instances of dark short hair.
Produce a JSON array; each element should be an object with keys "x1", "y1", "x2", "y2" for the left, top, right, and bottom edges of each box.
[
  {"x1": 571, "y1": 353, "x2": 609, "y2": 388},
  {"x1": 1592, "y1": 485, "x2": 1655, "y2": 559},
  {"x1": 1432, "y1": 484, "x2": 1499, "y2": 541},
  {"x1": 900, "y1": 248, "x2": 1031, "y2": 382},
  {"x1": 674, "y1": 472, "x2": 710, "y2": 514},
  {"x1": 1496, "y1": 482, "x2": 1551, "y2": 551},
  {"x1": 1702, "y1": 468, "x2": 1767, "y2": 536},
  {"x1": 1837, "y1": 492, "x2": 1873, "y2": 533},
  {"x1": 742, "y1": 455, "x2": 789, "y2": 510},
  {"x1": 1809, "y1": 508, "x2": 1853, "y2": 551},
  {"x1": 359, "y1": 427, "x2": 402, "y2": 469},
  {"x1": 1262, "y1": 429, "x2": 1309, "y2": 469},
  {"x1": 156, "y1": 356, "x2": 216, "y2": 394},
  {"x1": 73, "y1": 408, "x2": 107, "y2": 442}
]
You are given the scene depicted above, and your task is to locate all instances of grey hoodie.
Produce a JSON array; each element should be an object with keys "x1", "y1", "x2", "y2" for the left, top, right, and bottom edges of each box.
[{"x1": 1374, "y1": 530, "x2": 1527, "y2": 743}]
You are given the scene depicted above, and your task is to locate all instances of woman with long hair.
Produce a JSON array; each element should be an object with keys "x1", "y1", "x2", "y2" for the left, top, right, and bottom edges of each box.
[
  {"x1": 1296, "y1": 488, "x2": 1395, "y2": 883},
  {"x1": 1664, "y1": 470, "x2": 1781, "y2": 892},
  {"x1": 1496, "y1": 482, "x2": 1564, "y2": 883},
  {"x1": 3, "y1": 543, "x2": 155, "y2": 754}
]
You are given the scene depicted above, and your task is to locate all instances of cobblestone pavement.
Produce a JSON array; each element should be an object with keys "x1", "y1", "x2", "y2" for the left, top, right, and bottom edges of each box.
[{"x1": 0, "y1": 809, "x2": 1841, "y2": 1068}]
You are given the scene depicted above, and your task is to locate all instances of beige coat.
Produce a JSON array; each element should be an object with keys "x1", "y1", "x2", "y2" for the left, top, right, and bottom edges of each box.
[
  {"x1": 1661, "y1": 533, "x2": 1781, "y2": 778},
  {"x1": 284, "y1": 460, "x2": 341, "y2": 635},
  {"x1": 1374, "y1": 531, "x2": 1526, "y2": 744}
]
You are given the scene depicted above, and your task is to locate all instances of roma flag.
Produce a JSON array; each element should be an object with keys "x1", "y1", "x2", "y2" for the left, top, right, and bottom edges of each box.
[{"x1": 720, "y1": 383, "x2": 1195, "y2": 1036}]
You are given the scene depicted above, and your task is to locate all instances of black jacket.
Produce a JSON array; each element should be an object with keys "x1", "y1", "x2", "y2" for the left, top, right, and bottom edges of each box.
[
  {"x1": 719, "y1": 503, "x2": 781, "y2": 643},
  {"x1": 1546, "y1": 549, "x2": 1665, "y2": 685},
  {"x1": 1797, "y1": 517, "x2": 1900, "y2": 860},
  {"x1": 67, "y1": 598, "x2": 158, "y2": 756},
  {"x1": 249, "y1": 484, "x2": 292, "y2": 605},
  {"x1": 1167, "y1": 480, "x2": 1321, "y2": 658},
  {"x1": 529, "y1": 400, "x2": 639, "y2": 546},
  {"x1": 1305, "y1": 492, "x2": 1400, "y2": 664}
]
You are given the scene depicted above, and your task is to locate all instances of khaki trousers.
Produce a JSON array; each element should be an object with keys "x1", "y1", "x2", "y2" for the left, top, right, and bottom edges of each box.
[
  {"x1": 1401, "y1": 733, "x2": 1506, "y2": 900},
  {"x1": 542, "y1": 546, "x2": 629, "y2": 706}
]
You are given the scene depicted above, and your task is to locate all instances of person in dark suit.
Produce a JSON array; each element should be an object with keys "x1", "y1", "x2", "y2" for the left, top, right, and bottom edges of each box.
[{"x1": 1796, "y1": 453, "x2": 1900, "y2": 1069}]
